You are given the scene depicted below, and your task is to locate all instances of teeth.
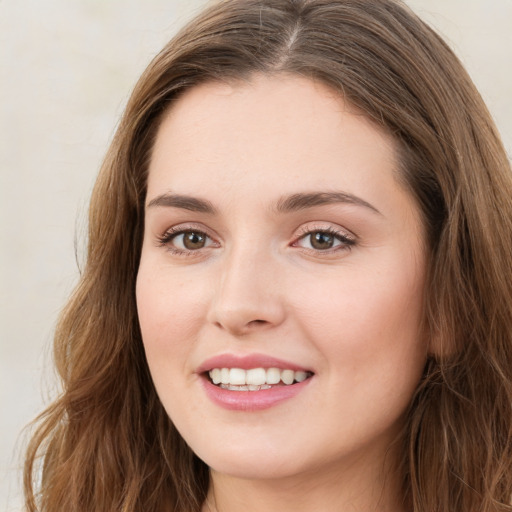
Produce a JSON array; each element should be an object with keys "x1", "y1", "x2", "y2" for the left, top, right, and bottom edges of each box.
[
  {"x1": 220, "y1": 383, "x2": 272, "y2": 391},
  {"x1": 266, "y1": 367, "x2": 281, "y2": 384},
  {"x1": 281, "y1": 369, "x2": 294, "y2": 385},
  {"x1": 208, "y1": 367, "x2": 311, "y2": 387},
  {"x1": 294, "y1": 371, "x2": 308, "y2": 382},
  {"x1": 229, "y1": 368, "x2": 246, "y2": 385},
  {"x1": 246, "y1": 368, "x2": 266, "y2": 385},
  {"x1": 211, "y1": 368, "x2": 221, "y2": 384}
]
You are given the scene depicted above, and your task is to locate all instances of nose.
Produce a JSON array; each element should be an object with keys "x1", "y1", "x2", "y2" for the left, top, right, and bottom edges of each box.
[{"x1": 207, "y1": 246, "x2": 286, "y2": 336}]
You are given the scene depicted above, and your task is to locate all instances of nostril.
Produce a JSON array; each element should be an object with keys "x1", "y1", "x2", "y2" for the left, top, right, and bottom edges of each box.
[{"x1": 249, "y1": 319, "x2": 267, "y2": 326}]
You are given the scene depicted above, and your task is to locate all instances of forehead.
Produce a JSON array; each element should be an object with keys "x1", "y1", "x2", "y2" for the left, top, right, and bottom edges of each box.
[{"x1": 147, "y1": 75, "x2": 400, "y2": 201}]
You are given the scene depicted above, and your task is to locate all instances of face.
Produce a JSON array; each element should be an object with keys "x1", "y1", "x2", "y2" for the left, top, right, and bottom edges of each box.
[{"x1": 136, "y1": 75, "x2": 427, "y2": 482}]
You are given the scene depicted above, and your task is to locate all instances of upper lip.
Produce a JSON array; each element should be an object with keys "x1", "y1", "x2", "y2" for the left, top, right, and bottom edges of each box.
[{"x1": 196, "y1": 353, "x2": 312, "y2": 374}]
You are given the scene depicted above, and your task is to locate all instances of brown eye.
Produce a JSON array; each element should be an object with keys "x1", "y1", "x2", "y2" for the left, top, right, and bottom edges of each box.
[
  {"x1": 294, "y1": 228, "x2": 355, "y2": 253},
  {"x1": 182, "y1": 231, "x2": 207, "y2": 250},
  {"x1": 309, "y1": 231, "x2": 335, "y2": 250},
  {"x1": 162, "y1": 230, "x2": 214, "y2": 252}
]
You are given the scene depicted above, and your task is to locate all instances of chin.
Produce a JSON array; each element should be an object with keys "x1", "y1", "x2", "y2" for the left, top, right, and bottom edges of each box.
[
  {"x1": 208, "y1": 456, "x2": 306, "y2": 481},
  {"x1": 189, "y1": 437, "x2": 310, "y2": 481}
]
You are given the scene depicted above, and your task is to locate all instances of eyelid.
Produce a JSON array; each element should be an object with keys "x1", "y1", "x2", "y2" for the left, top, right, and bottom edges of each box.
[
  {"x1": 291, "y1": 222, "x2": 357, "y2": 254},
  {"x1": 156, "y1": 223, "x2": 220, "y2": 253},
  {"x1": 154, "y1": 221, "x2": 356, "y2": 256},
  {"x1": 294, "y1": 222, "x2": 356, "y2": 241}
]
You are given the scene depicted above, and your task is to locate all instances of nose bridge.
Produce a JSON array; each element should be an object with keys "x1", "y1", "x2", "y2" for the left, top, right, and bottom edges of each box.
[{"x1": 208, "y1": 239, "x2": 284, "y2": 334}]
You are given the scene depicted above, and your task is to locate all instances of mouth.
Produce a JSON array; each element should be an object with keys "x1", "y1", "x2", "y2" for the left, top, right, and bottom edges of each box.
[
  {"x1": 198, "y1": 354, "x2": 314, "y2": 409},
  {"x1": 206, "y1": 367, "x2": 313, "y2": 391}
]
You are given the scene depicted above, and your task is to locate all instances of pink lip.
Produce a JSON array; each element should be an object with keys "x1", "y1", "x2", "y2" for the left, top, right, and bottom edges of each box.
[
  {"x1": 196, "y1": 353, "x2": 311, "y2": 373},
  {"x1": 201, "y1": 378, "x2": 312, "y2": 411},
  {"x1": 197, "y1": 353, "x2": 313, "y2": 412}
]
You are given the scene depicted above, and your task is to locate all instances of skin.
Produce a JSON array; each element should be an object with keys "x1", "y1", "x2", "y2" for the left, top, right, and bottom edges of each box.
[{"x1": 136, "y1": 74, "x2": 428, "y2": 512}]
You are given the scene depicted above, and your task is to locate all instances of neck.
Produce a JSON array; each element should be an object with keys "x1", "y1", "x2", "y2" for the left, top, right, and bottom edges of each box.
[{"x1": 203, "y1": 450, "x2": 407, "y2": 512}]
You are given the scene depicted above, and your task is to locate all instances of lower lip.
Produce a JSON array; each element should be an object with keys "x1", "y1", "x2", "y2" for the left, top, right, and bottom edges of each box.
[{"x1": 201, "y1": 376, "x2": 312, "y2": 411}]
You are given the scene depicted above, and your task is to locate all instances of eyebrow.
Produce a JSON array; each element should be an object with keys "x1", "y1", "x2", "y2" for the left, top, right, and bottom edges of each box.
[
  {"x1": 275, "y1": 191, "x2": 381, "y2": 215},
  {"x1": 146, "y1": 193, "x2": 217, "y2": 214},
  {"x1": 146, "y1": 190, "x2": 381, "y2": 216}
]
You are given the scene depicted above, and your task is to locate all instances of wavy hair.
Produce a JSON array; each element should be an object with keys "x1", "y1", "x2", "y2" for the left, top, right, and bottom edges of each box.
[{"x1": 24, "y1": 1, "x2": 512, "y2": 511}]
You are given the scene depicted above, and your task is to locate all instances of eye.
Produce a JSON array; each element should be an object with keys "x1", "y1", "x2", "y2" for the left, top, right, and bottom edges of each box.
[
  {"x1": 157, "y1": 227, "x2": 217, "y2": 254},
  {"x1": 174, "y1": 231, "x2": 211, "y2": 250},
  {"x1": 294, "y1": 227, "x2": 356, "y2": 253}
]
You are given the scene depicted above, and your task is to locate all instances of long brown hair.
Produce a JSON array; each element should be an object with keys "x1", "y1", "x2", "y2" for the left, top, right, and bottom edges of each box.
[{"x1": 24, "y1": 1, "x2": 512, "y2": 511}]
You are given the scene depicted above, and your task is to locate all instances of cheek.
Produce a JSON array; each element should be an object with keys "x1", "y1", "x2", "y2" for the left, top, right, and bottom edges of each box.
[
  {"x1": 295, "y1": 262, "x2": 426, "y2": 434},
  {"x1": 292, "y1": 253, "x2": 426, "y2": 375},
  {"x1": 135, "y1": 259, "x2": 217, "y2": 433},
  {"x1": 135, "y1": 260, "x2": 209, "y2": 365}
]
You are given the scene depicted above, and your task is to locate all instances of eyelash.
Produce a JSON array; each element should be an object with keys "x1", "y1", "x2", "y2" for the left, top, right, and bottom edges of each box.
[
  {"x1": 156, "y1": 225, "x2": 217, "y2": 256},
  {"x1": 292, "y1": 225, "x2": 356, "y2": 254},
  {"x1": 156, "y1": 224, "x2": 356, "y2": 256}
]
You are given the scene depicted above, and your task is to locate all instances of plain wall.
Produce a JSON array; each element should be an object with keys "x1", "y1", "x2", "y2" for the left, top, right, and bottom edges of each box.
[{"x1": 1, "y1": 1, "x2": 510, "y2": 510}]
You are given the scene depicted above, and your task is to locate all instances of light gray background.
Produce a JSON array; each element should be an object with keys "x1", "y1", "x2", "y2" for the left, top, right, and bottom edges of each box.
[{"x1": 1, "y1": 1, "x2": 511, "y2": 510}]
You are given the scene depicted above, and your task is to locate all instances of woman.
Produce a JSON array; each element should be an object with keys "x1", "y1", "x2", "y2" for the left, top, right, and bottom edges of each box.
[{"x1": 24, "y1": 1, "x2": 512, "y2": 511}]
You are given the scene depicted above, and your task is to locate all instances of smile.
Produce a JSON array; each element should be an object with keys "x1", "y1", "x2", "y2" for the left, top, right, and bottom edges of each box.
[
  {"x1": 198, "y1": 355, "x2": 314, "y2": 410},
  {"x1": 208, "y1": 367, "x2": 312, "y2": 390}
]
